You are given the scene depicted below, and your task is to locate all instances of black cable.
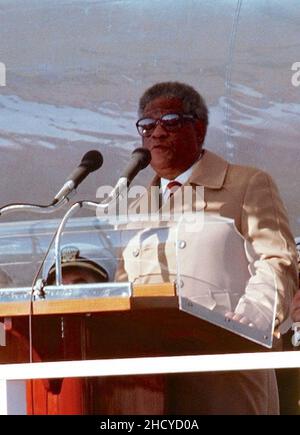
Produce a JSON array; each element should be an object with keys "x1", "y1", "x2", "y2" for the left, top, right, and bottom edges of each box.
[
  {"x1": 28, "y1": 224, "x2": 61, "y2": 363},
  {"x1": 28, "y1": 200, "x2": 85, "y2": 363}
]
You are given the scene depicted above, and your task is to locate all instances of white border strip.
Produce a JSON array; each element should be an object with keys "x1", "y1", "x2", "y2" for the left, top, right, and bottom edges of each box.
[{"x1": 0, "y1": 351, "x2": 300, "y2": 380}]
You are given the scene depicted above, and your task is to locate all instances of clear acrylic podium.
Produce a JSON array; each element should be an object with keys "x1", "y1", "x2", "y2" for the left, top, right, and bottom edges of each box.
[{"x1": 0, "y1": 213, "x2": 277, "y2": 413}]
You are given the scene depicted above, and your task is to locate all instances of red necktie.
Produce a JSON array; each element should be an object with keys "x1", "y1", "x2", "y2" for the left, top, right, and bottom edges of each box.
[{"x1": 166, "y1": 181, "x2": 182, "y2": 198}]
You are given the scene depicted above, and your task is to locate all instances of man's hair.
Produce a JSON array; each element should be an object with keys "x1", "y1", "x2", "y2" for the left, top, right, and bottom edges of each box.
[{"x1": 138, "y1": 81, "x2": 209, "y2": 126}]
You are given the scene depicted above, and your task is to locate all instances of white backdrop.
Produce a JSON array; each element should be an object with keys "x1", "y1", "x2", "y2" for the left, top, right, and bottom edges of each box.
[{"x1": 0, "y1": 0, "x2": 299, "y2": 235}]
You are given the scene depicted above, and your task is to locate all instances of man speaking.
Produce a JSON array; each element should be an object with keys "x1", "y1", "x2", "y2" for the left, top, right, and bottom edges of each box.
[{"x1": 128, "y1": 81, "x2": 298, "y2": 414}]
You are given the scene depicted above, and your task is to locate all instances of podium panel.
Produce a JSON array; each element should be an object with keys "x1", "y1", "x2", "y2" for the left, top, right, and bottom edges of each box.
[{"x1": 176, "y1": 214, "x2": 277, "y2": 348}]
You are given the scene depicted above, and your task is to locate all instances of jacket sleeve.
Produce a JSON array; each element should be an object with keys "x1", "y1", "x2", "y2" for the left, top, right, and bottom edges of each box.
[{"x1": 235, "y1": 170, "x2": 298, "y2": 331}]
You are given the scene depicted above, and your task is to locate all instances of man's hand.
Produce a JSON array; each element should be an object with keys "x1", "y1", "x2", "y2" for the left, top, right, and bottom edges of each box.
[{"x1": 225, "y1": 311, "x2": 255, "y2": 328}]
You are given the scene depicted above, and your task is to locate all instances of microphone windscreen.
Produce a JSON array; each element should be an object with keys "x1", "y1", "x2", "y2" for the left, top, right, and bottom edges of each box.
[
  {"x1": 81, "y1": 150, "x2": 103, "y2": 172},
  {"x1": 131, "y1": 147, "x2": 151, "y2": 169},
  {"x1": 121, "y1": 148, "x2": 151, "y2": 184}
]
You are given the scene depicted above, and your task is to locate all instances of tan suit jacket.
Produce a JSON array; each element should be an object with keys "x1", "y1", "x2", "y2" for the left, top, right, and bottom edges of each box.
[
  {"x1": 189, "y1": 150, "x2": 298, "y2": 327},
  {"x1": 116, "y1": 149, "x2": 298, "y2": 414},
  {"x1": 120, "y1": 149, "x2": 298, "y2": 334}
]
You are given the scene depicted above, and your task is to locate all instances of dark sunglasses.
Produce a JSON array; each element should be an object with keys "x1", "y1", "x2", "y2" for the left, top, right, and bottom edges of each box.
[{"x1": 136, "y1": 113, "x2": 196, "y2": 137}]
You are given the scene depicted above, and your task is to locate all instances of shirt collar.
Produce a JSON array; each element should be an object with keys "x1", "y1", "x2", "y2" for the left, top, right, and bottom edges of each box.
[
  {"x1": 151, "y1": 149, "x2": 229, "y2": 190},
  {"x1": 160, "y1": 163, "x2": 195, "y2": 196},
  {"x1": 160, "y1": 150, "x2": 205, "y2": 193}
]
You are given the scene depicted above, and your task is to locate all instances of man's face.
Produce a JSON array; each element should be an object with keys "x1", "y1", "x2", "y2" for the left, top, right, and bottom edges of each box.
[
  {"x1": 47, "y1": 267, "x2": 102, "y2": 285},
  {"x1": 61, "y1": 268, "x2": 100, "y2": 285},
  {"x1": 141, "y1": 96, "x2": 206, "y2": 179}
]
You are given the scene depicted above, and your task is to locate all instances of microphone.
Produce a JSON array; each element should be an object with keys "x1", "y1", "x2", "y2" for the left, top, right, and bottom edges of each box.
[
  {"x1": 53, "y1": 150, "x2": 103, "y2": 204},
  {"x1": 104, "y1": 148, "x2": 151, "y2": 203},
  {"x1": 121, "y1": 147, "x2": 152, "y2": 186}
]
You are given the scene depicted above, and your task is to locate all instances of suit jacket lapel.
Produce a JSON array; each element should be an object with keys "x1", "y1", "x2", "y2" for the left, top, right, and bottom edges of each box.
[
  {"x1": 129, "y1": 150, "x2": 229, "y2": 217},
  {"x1": 188, "y1": 149, "x2": 229, "y2": 189}
]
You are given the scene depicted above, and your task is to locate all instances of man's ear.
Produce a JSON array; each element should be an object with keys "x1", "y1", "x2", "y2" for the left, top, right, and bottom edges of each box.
[{"x1": 194, "y1": 120, "x2": 207, "y2": 145}]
